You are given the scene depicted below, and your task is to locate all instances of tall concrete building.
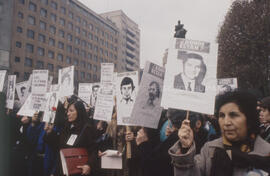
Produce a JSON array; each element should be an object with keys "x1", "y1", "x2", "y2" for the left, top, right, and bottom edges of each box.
[
  {"x1": 3, "y1": 0, "x2": 120, "y2": 84},
  {"x1": 101, "y1": 10, "x2": 140, "y2": 72}
]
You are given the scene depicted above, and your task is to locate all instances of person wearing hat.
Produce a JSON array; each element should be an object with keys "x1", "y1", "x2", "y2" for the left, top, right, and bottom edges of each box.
[
  {"x1": 169, "y1": 90, "x2": 270, "y2": 176},
  {"x1": 259, "y1": 96, "x2": 270, "y2": 143}
]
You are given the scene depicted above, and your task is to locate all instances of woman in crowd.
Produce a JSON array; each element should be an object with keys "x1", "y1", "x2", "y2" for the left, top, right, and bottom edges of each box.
[
  {"x1": 44, "y1": 100, "x2": 98, "y2": 176},
  {"x1": 169, "y1": 90, "x2": 270, "y2": 176}
]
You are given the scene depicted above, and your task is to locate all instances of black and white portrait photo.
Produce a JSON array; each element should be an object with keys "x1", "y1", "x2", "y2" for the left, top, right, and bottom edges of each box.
[
  {"x1": 173, "y1": 52, "x2": 206, "y2": 93},
  {"x1": 90, "y1": 84, "x2": 100, "y2": 107},
  {"x1": 145, "y1": 81, "x2": 160, "y2": 109},
  {"x1": 130, "y1": 61, "x2": 164, "y2": 129},
  {"x1": 120, "y1": 77, "x2": 135, "y2": 105}
]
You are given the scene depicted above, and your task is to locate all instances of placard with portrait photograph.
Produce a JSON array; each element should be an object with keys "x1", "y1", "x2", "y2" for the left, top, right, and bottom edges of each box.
[
  {"x1": 130, "y1": 61, "x2": 165, "y2": 129},
  {"x1": 161, "y1": 38, "x2": 218, "y2": 114},
  {"x1": 43, "y1": 91, "x2": 59, "y2": 123},
  {"x1": 58, "y1": 66, "x2": 74, "y2": 99},
  {"x1": 6, "y1": 75, "x2": 16, "y2": 109},
  {"x1": 16, "y1": 81, "x2": 29, "y2": 105},
  {"x1": 116, "y1": 71, "x2": 138, "y2": 126},
  {"x1": 217, "y1": 78, "x2": 237, "y2": 95}
]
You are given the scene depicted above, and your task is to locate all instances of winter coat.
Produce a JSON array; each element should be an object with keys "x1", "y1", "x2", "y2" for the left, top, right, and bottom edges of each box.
[{"x1": 169, "y1": 136, "x2": 270, "y2": 176}]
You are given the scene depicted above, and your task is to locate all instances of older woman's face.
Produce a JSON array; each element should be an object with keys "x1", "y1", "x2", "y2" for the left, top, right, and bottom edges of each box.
[
  {"x1": 218, "y1": 102, "x2": 247, "y2": 142},
  {"x1": 67, "y1": 104, "x2": 78, "y2": 122}
]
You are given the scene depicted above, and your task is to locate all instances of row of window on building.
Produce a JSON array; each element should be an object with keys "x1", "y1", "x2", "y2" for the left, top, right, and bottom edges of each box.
[{"x1": 18, "y1": 0, "x2": 117, "y2": 43}]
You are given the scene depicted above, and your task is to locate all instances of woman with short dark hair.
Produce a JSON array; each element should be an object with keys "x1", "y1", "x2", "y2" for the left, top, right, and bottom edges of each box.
[{"x1": 169, "y1": 90, "x2": 270, "y2": 176}]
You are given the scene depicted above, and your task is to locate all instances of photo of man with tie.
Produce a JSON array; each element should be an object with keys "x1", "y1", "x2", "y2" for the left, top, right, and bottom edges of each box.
[{"x1": 173, "y1": 52, "x2": 206, "y2": 93}]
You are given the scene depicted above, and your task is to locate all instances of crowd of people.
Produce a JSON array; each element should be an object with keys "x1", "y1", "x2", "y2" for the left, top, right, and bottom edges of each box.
[{"x1": 1, "y1": 89, "x2": 270, "y2": 176}]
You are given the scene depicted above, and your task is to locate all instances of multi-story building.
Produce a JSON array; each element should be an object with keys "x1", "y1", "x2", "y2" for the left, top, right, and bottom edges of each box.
[
  {"x1": 101, "y1": 10, "x2": 140, "y2": 72},
  {"x1": 4, "y1": 0, "x2": 120, "y2": 84}
]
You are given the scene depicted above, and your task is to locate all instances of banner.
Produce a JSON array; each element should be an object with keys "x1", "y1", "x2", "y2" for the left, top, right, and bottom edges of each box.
[
  {"x1": 130, "y1": 61, "x2": 165, "y2": 128},
  {"x1": 31, "y1": 70, "x2": 48, "y2": 111},
  {"x1": 161, "y1": 38, "x2": 218, "y2": 114},
  {"x1": 6, "y1": 75, "x2": 16, "y2": 109},
  {"x1": 116, "y1": 71, "x2": 138, "y2": 126}
]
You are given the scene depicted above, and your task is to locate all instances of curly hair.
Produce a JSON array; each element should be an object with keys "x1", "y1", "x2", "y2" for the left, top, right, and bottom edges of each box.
[{"x1": 215, "y1": 90, "x2": 260, "y2": 136}]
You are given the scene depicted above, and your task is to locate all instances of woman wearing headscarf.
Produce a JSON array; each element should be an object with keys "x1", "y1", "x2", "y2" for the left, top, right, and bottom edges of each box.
[
  {"x1": 44, "y1": 100, "x2": 98, "y2": 176},
  {"x1": 169, "y1": 90, "x2": 270, "y2": 176}
]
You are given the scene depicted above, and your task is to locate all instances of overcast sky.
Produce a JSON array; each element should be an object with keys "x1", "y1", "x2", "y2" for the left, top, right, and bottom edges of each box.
[{"x1": 78, "y1": 0, "x2": 234, "y2": 68}]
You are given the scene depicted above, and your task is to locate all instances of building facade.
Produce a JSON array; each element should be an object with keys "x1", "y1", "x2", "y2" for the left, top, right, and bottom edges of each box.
[
  {"x1": 101, "y1": 10, "x2": 140, "y2": 72},
  {"x1": 8, "y1": 0, "x2": 120, "y2": 83}
]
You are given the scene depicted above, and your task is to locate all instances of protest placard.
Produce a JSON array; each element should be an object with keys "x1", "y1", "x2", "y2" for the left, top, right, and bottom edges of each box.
[
  {"x1": 93, "y1": 63, "x2": 114, "y2": 121},
  {"x1": 31, "y1": 70, "x2": 48, "y2": 111},
  {"x1": 6, "y1": 75, "x2": 16, "y2": 109},
  {"x1": 0, "y1": 70, "x2": 7, "y2": 92},
  {"x1": 161, "y1": 38, "x2": 218, "y2": 114},
  {"x1": 43, "y1": 91, "x2": 59, "y2": 123},
  {"x1": 130, "y1": 61, "x2": 165, "y2": 128},
  {"x1": 17, "y1": 93, "x2": 36, "y2": 117},
  {"x1": 78, "y1": 83, "x2": 92, "y2": 106},
  {"x1": 16, "y1": 81, "x2": 29, "y2": 104},
  {"x1": 116, "y1": 71, "x2": 138, "y2": 126},
  {"x1": 101, "y1": 150, "x2": 122, "y2": 169},
  {"x1": 58, "y1": 66, "x2": 74, "y2": 99},
  {"x1": 217, "y1": 78, "x2": 237, "y2": 95}
]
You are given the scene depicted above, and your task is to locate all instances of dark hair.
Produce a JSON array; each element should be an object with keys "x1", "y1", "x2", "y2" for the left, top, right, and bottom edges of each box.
[
  {"x1": 67, "y1": 100, "x2": 88, "y2": 127},
  {"x1": 149, "y1": 81, "x2": 160, "y2": 98},
  {"x1": 20, "y1": 86, "x2": 26, "y2": 92},
  {"x1": 260, "y1": 96, "x2": 270, "y2": 111},
  {"x1": 142, "y1": 127, "x2": 159, "y2": 144},
  {"x1": 120, "y1": 77, "x2": 135, "y2": 91},
  {"x1": 215, "y1": 90, "x2": 260, "y2": 136},
  {"x1": 167, "y1": 109, "x2": 187, "y2": 129},
  {"x1": 92, "y1": 84, "x2": 100, "y2": 91},
  {"x1": 183, "y1": 53, "x2": 207, "y2": 82}
]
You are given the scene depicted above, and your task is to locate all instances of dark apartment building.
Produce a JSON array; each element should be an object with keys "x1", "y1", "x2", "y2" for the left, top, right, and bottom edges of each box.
[{"x1": 3, "y1": 0, "x2": 120, "y2": 84}]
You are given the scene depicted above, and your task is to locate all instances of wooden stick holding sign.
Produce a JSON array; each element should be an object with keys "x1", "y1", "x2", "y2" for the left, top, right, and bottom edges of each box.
[
  {"x1": 186, "y1": 111, "x2": 190, "y2": 120},
  {"x1": 126, "y1": 126, "x2": 132, "y2": 159}
]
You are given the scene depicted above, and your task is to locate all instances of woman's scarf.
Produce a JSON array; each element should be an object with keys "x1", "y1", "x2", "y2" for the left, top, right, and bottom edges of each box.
[{"x1": 210, "y1": 135, "x2": 270, "y2": 176}]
